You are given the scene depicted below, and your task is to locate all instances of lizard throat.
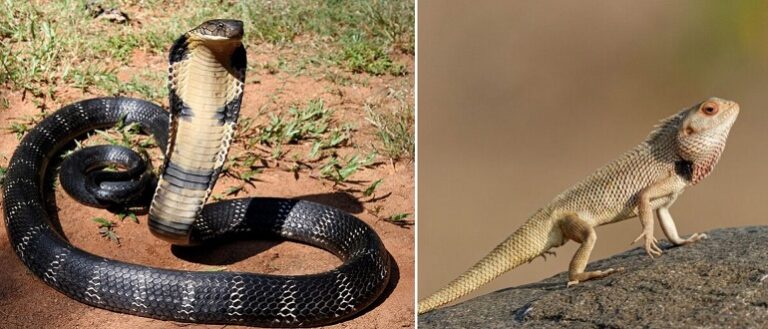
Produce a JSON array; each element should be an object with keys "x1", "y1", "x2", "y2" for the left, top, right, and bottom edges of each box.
[
  {"x1": 676, "y1": 125, "x2": 730, "y2": 185},
  {"x1": 690, "y1": 149, "x2": 722, "y2": 185}
]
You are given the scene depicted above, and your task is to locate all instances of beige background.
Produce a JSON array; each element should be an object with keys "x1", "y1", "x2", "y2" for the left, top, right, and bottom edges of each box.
[{"x1": 418, "y1": 1, "x2": 768, "y2": 306}]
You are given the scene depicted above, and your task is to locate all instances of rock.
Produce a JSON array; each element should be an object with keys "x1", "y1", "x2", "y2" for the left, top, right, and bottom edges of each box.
[{"x1": 419, "y1": 226, "x2": 768, "y2": 329}]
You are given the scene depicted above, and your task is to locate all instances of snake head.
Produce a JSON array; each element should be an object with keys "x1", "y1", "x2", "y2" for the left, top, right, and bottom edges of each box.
[{"x1": 188, "y1": 19, "x2": 244, "y2": 41}]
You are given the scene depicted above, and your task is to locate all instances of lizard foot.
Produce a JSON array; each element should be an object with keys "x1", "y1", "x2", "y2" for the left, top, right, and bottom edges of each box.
[
  {"x1": 567, "y1": 267, "x2": 624, "y2": 287},
  {"x1": 678, "y1": 232, "x2": 708, "y2": 245},
  {"x1": 632, "y1": 230, "x2": 662, "y2": 258},
  {"x1": 538, "y1": 250, "x2": 557, "y2": 261},
  {"x1": 528, "y1": 250, "x2": 558, "y2": 263}
]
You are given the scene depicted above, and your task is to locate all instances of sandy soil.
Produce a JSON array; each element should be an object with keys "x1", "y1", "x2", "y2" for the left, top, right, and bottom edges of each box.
[{"x1": 0, "y1": 47, "x2": 414, "y2": 328}]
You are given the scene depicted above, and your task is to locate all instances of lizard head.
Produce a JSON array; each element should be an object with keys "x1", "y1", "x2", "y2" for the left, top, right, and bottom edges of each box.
[{"x1": 676, "y1": 97, "x2": 739, "y2": 185}]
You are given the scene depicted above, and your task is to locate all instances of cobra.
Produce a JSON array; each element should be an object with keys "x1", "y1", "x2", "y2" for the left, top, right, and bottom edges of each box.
[{"x1": 2, "y1": 19, "x2": 391, "y2": 327}]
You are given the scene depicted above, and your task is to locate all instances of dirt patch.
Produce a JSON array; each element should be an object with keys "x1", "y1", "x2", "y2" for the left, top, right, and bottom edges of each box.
[{"x1": 0, "y1": 49, "x2": 414, "y2": 328}]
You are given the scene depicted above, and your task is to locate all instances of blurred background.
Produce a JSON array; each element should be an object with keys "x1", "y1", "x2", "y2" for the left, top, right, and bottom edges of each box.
[{"x1": 418, "y1": 0, "x2": 768, "y2": 306}]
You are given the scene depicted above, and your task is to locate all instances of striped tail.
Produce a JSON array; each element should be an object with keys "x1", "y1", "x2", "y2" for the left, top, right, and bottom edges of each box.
[{"x1": 418, "y1": 218, "x2": 554, "y2": 314}]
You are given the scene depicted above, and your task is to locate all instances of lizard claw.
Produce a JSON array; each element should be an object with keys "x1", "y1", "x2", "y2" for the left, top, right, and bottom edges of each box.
[
  {"x1": 680, "y1": 232, "x2": 708, "y2": 245},
  {"x1": 540, "y1": 250, "x2": 557, "y2": 261},
  {"x1": 530, "y1": 250, "x2": 558, "y2": 263},
  {"x1": 632, "y1": 231, "x2": 662, "y2": 258}
]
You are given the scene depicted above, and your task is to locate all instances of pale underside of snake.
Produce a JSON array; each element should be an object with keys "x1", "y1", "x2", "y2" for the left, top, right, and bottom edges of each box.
[{"x1": 2, "y1": 19, "x2": 391, "y2": 327}]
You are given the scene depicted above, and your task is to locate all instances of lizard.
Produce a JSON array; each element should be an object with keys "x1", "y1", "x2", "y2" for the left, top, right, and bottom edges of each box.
[{"x1": 418, "y1": 97, "x2": 739, "y2": 314}]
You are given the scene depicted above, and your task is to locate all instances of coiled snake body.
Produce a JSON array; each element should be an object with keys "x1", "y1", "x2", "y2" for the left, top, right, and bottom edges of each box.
[{"x1": 2, "y1": 20, "x2": 390, "y2": 327}]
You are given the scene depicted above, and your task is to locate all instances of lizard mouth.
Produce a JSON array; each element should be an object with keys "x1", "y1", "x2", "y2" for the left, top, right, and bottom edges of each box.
[{"x1": 721, "y1": 100, "x2": 740, "y2": 118}]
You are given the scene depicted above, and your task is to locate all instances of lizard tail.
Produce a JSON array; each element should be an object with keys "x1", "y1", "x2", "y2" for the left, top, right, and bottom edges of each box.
[{"x1": 418, "y1": 217, "x2": 555, "y2": 314}]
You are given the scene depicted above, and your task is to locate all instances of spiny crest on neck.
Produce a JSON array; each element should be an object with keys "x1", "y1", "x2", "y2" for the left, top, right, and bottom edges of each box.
[{"x1": 644, "y1": 108, "x2": 689, "y2": 145}]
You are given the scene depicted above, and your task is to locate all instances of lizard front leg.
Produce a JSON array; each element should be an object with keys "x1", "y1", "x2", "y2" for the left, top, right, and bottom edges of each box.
[
  {"x1": 561, "y1": 214, "x2": 621, "y2": 286},
  {"x1": 657, "y1": 207, "x2": 707, "y2": 246},
  {"x1": 632, "y1": 175, "x2": 681, "y2": 258}
]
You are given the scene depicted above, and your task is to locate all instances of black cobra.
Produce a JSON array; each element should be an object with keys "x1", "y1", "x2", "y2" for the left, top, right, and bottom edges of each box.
[{"x1": 2, "y1": 20, "x2": 390, "y2": 327}]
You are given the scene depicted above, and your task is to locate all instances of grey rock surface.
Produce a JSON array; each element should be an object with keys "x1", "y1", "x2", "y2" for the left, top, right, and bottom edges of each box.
[{"x1": 419, "y1": 226, "x2": 768, "y2": 329}]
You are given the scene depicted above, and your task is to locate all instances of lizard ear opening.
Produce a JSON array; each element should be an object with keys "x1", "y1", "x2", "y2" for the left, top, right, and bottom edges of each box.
[{"x1": 683, "y1": 126, "x2": 695, "y2": 136}]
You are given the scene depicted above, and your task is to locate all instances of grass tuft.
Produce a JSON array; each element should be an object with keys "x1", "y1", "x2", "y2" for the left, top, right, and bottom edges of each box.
[
  {"x1": 365, "y1": 88, "x2": 415, "y2": 160},
  {"x1": 0, "y1": 166, "x2": 6, "y2": 187},
  {"x1": 92, "y1": 217, "x2": 120, "y2": 245},
  {"x1": 259, "y1": 99, "x2": 332, "y2": 145}
]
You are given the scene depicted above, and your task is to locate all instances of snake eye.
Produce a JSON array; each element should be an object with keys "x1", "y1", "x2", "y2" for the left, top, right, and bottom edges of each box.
[{"x1": 700, "y1": 102, "x2": 718, "y2": 116}]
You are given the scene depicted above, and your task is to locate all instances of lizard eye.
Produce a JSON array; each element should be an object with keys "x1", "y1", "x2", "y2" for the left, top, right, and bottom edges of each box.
[{"x1": 700, "y1": 102, "x2": 718, "y2": 116}]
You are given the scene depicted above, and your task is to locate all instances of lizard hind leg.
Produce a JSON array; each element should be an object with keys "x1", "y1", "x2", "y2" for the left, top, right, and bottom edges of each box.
[{"x1": 560, "y1": 214, "x2": 622, "y2": 287}]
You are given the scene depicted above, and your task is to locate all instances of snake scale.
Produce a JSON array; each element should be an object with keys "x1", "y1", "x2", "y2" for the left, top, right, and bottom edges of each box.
[{"x1": 2, "y1": 20, "x2": 391, "y2": 327}]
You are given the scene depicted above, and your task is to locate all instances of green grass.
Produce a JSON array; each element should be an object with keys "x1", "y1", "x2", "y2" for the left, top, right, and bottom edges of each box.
[
  {"x1": 259, "y1": 99, "x2": 333, "y2": 146},
  {"x1": 93, "y1": 210, "x2": 145, "y2": 244},
  {"x1": 386, "y1": 212, "x2": 413, "y2": 227},
  {"x1": 363, "y1": 178, "x2": 383, "y2": 197},
  {"x1": 365, "y1": 87, "x2": 415, "y2": 160},
  {"x1": 340, "y1": 32, "x2": 406, "y2": 75},
  {"x1": 0, "y1": 165, "x2": 6, "y2": 187},
  {"x1": 91, "y1": 115, "x2": 157, "y2": 151},
  {"x1": 6, "y1": 113, "x2": 46, "y2": 140},
  {"x1": 222, "y1": 151, "x2": 263, "y2": 184},
  {"x1": 319, "y1": 152, "x2": 376, "y2": 184},
  {"x1": 1, "y1": 0, "x2": 414, "y2": 160},
  {"x1": 230, "y1": 98, "x2": 376, "y2": 184},
  {"x1": 0, "y1": 0, "x2": 414, "y2": 101},
  {"x1": 117, "y1": 211, "x2": 139, "y2": 224},
  {"x1": 92, "y1": 217, "x2": 120, "y2": 244}
]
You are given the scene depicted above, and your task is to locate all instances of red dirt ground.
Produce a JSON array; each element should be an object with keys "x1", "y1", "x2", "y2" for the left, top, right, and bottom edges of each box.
[{"x1": 0, "y1": 49, "x2": 414, "y2": 328}]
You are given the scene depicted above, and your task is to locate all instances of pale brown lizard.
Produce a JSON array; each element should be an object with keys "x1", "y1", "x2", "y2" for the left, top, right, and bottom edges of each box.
[{"x1": 418, "y1": 97, "x2": 739, "y2": 314}]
